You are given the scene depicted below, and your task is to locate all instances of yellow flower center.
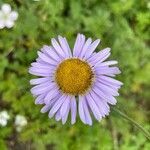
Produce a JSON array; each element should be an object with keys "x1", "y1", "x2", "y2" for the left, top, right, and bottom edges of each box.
[{"x1": 55, "y1": 58, "x2": 94, "y2": 95}]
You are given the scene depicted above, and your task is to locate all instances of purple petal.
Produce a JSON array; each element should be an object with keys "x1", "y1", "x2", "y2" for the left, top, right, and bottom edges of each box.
[
  {"x1": 70, "y1": 96, "x2": 77, "y2": 124},
  {"x1": 92, "y1": 86, "x2": 117, "y2": 105},
  {"x1": 35, "y1": 94, "x2": 45, "y2": 104},
  {"x1": 90, "y1": 91, "x2": 110, "y2": 117},
  {"x1": 84, "y1": 39, "x2": 100, "y2": 59},
  {"x1": 64, "y1": 37, "x2": 72, "y2": 56},
  {"x1": 31, "y1": 62, "x2": 55, "y2": 69},
  {"x1": 55, "y1": 109, "x2": 61, "y2": 121},
  {"x1": 85, "y1": 94, "x2": 102, "y2": 121},
  {"x1": 38, "y1": 51, "x2": 57, "y2": 66},
  {"x1": 58, "y1": 36, "x2": 72, "y2": 57},
  {"x1": 78, "y1": 96, "x2": 86, "y2": 124},
  {"x1": 41, "y1": 45, "x2": 62, "y2": 61},
  {"x1": 36, "y1": 57, "x2": 45, "y2": 64},
  {"x1": 62, "y1": 99, "x2": 70, "y2": 124},
  {"x1": 95, "y1": 67, "x2": 121, "y2": 76},
  {"x1": 99, "y1": 76, "x2": 123, "y2": 86},
  {"x1": 89, "y1": 92, "x2": 105, "y2": 117},
  {"x1": 51, "y1": 38, "x2": 66, "y2": 58},
  {"x1": 82, "y1": 98, "x2": 92, "y2": 125},
  {"x1": 97, "y1": 77, "x2": 121, "y2": 90},
  {"x1": 72, "y1": 33, "x2": 81, "y2": 57},
  {"x1": 44, "y1": 87, "x2": 60, "y2": 104},
  {"x1": 98, "y1": 60, "x2": 118, "y2": 67},
  {"x1": 48, "y1": 94, "x2": 67, "y2": 118},
  {"x1": 88, "y1": 48, "x2": 111, "y2": 64},
  {"x1": 29, "y1": 68, "x2": 51, "y2": 77},
  {"x1": 96, "y1": 81, "x2": 119, "y2": 96},
  {"x1": 30, "y1": 77, "x2": 50, "y2": 85},
  {"x1": 73, "y1": 34, "x2": 85, "y2": 57},
  {"x1": 79, "y1": 38, "x2": 92, "y2": 58},
  {"x1": 29, "y1": 67, "x2": 52, "y2": 75},
  {"x1": 60, "y1": 96, "x2": 70, "y2": 117},
  {"x1": 41, "y1": 96, "x2": 58, "y2": 113},
  {"x1": 31, "y1": 82, "x2": 56, "y2": 96},
  {"x1": 41, "y1": 104, "x2": 51, "y2": 113}
]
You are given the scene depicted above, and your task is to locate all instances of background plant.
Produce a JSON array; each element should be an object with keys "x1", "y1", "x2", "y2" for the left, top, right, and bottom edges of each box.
[{"x1": 0, "y1": 0, "x2": 149, "y2": 149}]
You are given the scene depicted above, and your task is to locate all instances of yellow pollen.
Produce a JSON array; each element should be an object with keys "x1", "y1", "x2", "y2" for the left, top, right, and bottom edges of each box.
[{"x1": 55, "y1": 58, "x2": 94, "y2": 95}]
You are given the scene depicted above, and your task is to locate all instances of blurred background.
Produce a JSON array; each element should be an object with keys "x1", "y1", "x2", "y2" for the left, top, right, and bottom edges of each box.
[{"x1": 0, "y1": 0, "x2": 150, "y2": 149}]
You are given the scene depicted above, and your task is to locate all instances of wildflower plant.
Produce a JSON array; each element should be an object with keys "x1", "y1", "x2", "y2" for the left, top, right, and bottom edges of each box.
[
  {"x1": 0, "y1": 0, "x2": 150, "y2": 149},
  {"x1": 29, "y1": 34, "x2": 123, "y2": 125}
]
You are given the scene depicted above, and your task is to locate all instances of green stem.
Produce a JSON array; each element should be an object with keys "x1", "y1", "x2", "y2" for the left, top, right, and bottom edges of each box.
[{"x1": 112, "y1": 107, "x2": 150, "y2": 140}]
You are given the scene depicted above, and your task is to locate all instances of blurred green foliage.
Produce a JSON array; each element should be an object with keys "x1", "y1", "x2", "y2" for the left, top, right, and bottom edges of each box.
[{"x1": 0, "y1": 0, "x2": 150, "y2": 149}]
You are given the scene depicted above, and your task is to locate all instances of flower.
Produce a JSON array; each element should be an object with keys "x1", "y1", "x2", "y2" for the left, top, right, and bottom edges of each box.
[
  {"x1": 15, "y1": 115, "x2": 27, "y2": 132},
  {"x1": 29, "y1": 33, "x2": 123, "y2": 125},
  {"x1": 0, "y1": 3, "x2": 18, "y2": 29},
  {"x1": 0, "y1": 110, "x2": 10, "y2": 127}
]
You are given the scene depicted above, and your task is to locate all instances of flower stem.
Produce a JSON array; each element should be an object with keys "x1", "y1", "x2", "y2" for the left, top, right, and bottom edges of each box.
[{"x1": 112, "y1": 107, "x2": 150, "y2": 140}]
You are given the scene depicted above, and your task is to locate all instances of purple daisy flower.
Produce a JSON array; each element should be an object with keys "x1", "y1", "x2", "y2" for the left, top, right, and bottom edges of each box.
[{"x1": 29, "y1": 33, "x2": 123, "y2": 125}]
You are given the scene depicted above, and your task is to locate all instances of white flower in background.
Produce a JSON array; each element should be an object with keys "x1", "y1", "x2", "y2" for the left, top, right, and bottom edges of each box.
[
  {"x1": 0, "y1": 3, "x2": 18, "y2": 29},
  {"x1": 15, "y1": 115, "x2": 27, "y2": 132},
  {"x1": 0, "y1": 110, "x2": 10, "y2": 127},
  {"x1": 147, "y1": 2, "x2": 150, "y2": 9}
]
